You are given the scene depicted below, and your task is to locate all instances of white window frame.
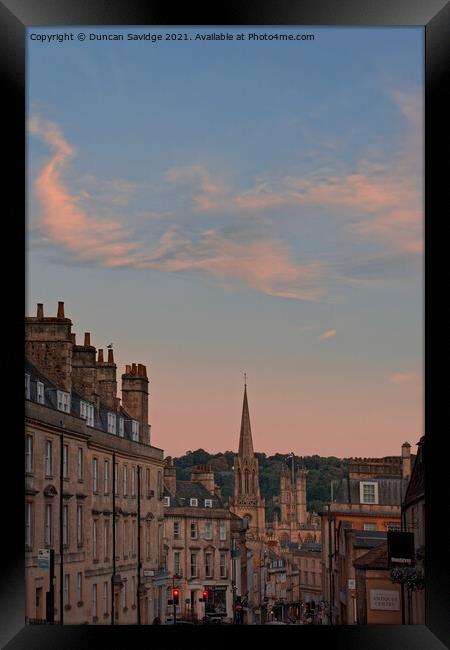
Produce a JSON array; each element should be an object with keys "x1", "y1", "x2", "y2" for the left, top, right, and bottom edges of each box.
[
  {"x1": 107, "y1": 412, "x2": 117, "y2": 435},
  {"x1": 76, "y1": 572, "x2": 82, "y2": 603},
  {"x1": 93, "y1": 520, "x2": 98, "y2": 559},
  {"x1": 104, "y1": 460, "x2": 109, "y2": 494},
  {"x1": 220, "y1": 552, "x2": 227, "y2": 578},
  {"x1": 131, "y1": 467, "x2": 136, "y2": 497},
  {"x1": 363, "y1": 522, "x2": 377, "y2": 531},
  {"x1": 219, "y1": 521, "x2": 227, "y2": 541},
  {"x1": 190, "y1": 498, "x2": 198, "y2": 507},
  {"x1": 77, "y1": 447, "x2": 83, "y2": 481},
  {"x1": 360, "y1": 481, "x2": 379, "y2": 504},
  {"x1": 104, "y1": 520, "x2": 109, "y2": 559},
  {"x1": 25, "y1": 434, "x2": 33, "y2": 473},
  {"x1": 118, "y1": 418, "x2": 124, "y2": 437},
  {"x1": 163, "y1": 496, "x2": 171, "y2": 507},
  {"x1": 63, "y1": 444, "x2": 69, "y2": 479},
  {"x1": 204, "y1": 499, "x2": 213, "y2": 508},
  {"x1": 190, "y1": 521, "x2": 197, "y2": 539},
  {"x1": 64, "y1": 574, "x2": 70, "y2": 606},
  {"x1": 131, "y1": 420, "x2": 139, "y2": 441},
  {"x1": 204, "y1": 520, "x2": 213, "y2": 540},
  {"x1": 45, "y1": 440, "x2": 52, "y2": 476},
  {"x1": 45, "y1": 504, "x2": 52, "y2": 545},
  {"x1": 173, "y1": 521, "x2": 180, "y2": 539},
  {"x1": 77, "y1": 505, "x2": 83, "y2": 545},
  {"x1": 25, "y1": 502, "x2": 32, "y2": 547},
  {"x1": 63, "y1": 504, "x2": 69, "y2": 546},
  {"x1": 92, "y1": 583, "x2": 97, "y2": 618},
  {"x1": 93, "y1": 458, "x2": 98, "y2": 493},
  {"x1": 114, "y1": 462, "x2": 119, "y2": 495},
  {"x1": 190, "y1": 552, "x2": 197, "y2": 578},
  {"x1": 174, "y1": 551, "x2": 181, "y2": 576},
  {"x1": 103, "y1": 581, "x2": 108, "y2": 614},
  {"x1": 36, "y1": 381, "x2": 44, "y2": 404},
  {"x1": 123, "y1": 465, "x2": 128, "y2": 496},
  {"x1": 57, "y1": 390, "x2": 71, "y2": 413},
  {"x1": 25, "y1": 373, "x2": 31, "y2": 399},
  {"x1": 205, "y1": 551, "x2": 213, "y2": 578}
]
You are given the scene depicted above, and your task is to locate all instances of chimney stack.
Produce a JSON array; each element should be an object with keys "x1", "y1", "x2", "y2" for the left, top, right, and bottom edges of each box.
[
  {"x1": 72, "y1": 332, "x2": 97, "y2": 403},
  {"x1": 96, "y1": 346, "x2": 117, "y2": 410},
  {"x1": 121, "y1": 363, "x2": 150, "y2": 444},
  {"x1": 70, "y1": 333, "x2": 76, "y2": 345},
  {"x1": 25, "y1": 302, "x2": 73, "y2": 392},
  {"x1": 402, "y1": 442, "x2": 412, "y2": 481},
  {"x1": 164, "y1": 458, "x2": 177, "y2": 495},
  {"x1": 57, "y1": 301, "x2": 65, "y2": 319},
  {"x1": 84, "y1": 332, "x2": 91, "y2": 347},
  {"x1": 191, "y1": 464, "x2": 215, "y2": 494}
]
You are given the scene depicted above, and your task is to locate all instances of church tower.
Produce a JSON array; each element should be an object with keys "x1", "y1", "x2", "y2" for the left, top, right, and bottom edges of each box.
[{"x1": 230, "y1": 383, "x2": 266, "y2": 534}]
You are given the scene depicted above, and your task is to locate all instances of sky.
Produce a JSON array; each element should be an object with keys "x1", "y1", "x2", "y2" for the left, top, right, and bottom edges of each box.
[{"x1": 26, "y1": 26, "x2": 424, "y2": 458}]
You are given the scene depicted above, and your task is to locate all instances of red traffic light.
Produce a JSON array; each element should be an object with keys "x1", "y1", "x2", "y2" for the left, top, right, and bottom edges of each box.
[
  {"x1": 202, "y1": 590, "x2": 209, "y2": 599},
  {"x1": 173, "y1": 589, "x2": 180, "y2": 597}
]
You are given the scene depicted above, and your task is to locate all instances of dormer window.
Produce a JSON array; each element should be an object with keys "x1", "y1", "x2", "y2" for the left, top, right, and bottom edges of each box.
[
  {"x1": 25, "y1": 374, "x2": 31, "y2": 399},
  {"x1": 190, "y1": 498, "x2": 198, "y2": 507},
  {"x1": 118, "y1": 418, "x2": 124, "y2": 438},
  {"x1": 360, "y1": 481, "x2": 379, "y2": 504},
  {"x1": 57, "y1": 390, "x2": 71, "y2": 413},
  {"x1": 107, "y1": 412, "x2": 116, "y2": 435},
  {"x1": 131, "y1": 420, "x2": 139, "y2": 441},
  {"x1": 204, "y1": 499, "x2": 213, "y2": 508},
  {"x1": 163, "y1": 496, "x2": 171, "y2": 507},
  {"x1": 36, "y1": 381, "x2": 45, "y2": 404},
  {"x1": 80, "y1": 401, "x2": 94, "y2": 427}
]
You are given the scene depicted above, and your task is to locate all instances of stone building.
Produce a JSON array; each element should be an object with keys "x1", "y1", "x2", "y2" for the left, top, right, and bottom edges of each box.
[
  {"x1": 270, "y1": 463, "x2": 321, "y2": 546},
  {"x1": 353, "y1": 541, "x2": 402, "y2": 625},
  {"x1": 25, "y1": 301, "x2": 167, "y2": 625},
  {"x1": 320, "y1": 444, "x2": 413, "y2": 625},
  {"x1": 162, "y1": 461, "x2": 233, "y2": 623},
  {"x1": 292, "y1": 544, "x2": 323, "y2": 607},
  {"x1": 401, "y1": 436, "x2": 425, "y2": 624}
]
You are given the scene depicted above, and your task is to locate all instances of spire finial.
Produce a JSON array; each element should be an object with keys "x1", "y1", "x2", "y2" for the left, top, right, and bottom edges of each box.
[{"x1": 244, "y1": 372, "x2": 247, "y2": 387}]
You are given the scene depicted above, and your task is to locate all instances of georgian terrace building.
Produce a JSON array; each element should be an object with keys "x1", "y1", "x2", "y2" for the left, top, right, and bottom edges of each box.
[
  {"x1": 162, "y1": 461, "x2": 233, "y2": 623},
  {"x1": 25, "y1": 301, "x2": 167, "y2": 625}
]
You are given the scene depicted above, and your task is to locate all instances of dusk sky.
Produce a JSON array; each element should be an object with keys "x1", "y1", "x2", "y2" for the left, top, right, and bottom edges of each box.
[{"x1": 27, "y1": 27, "x2": 423, "y2": 458}]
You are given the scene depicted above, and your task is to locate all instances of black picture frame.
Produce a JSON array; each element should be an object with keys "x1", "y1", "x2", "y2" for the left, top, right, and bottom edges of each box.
[{"x1": 2, "y1": 0, "x2": 448, "y2": 648}]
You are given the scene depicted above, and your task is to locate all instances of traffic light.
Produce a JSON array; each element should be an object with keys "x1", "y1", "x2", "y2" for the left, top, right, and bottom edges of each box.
[
  {"x1": 202, "y1": 590, "x2": 209, "y2": 601},
  {"x1": 173, "y1": 588, "x2": 180, "y2": 605}
]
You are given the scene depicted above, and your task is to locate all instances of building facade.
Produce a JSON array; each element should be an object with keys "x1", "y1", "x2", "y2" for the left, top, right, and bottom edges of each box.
[
  {"x1": 162, "y1": 461, "x2": 233, "y2": 623},
  {"x1": 25, "y1": 301, "x2": 167, "y2": 625}
]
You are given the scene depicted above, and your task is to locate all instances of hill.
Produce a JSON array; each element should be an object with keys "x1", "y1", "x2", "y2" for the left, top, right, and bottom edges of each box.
[{"x1": 172, "y1": 449, "x2": 349, "y2": 518}]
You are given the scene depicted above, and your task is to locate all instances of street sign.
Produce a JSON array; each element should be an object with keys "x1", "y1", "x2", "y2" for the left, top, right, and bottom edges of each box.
[
  {"x1": 37, "y1": 549, "x2": 50, "y2": 569},
  {"x1": 387, "y1": 531, "x2": 415, "y2": 567},
  {"x1": 143, "y1": 570, "x2": 154, "y2": 577}
]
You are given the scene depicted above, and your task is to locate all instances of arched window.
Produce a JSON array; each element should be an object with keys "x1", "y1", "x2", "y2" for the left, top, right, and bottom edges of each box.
[{"x1": 244, "y1": 469, "x2": 249, "y2": 494}]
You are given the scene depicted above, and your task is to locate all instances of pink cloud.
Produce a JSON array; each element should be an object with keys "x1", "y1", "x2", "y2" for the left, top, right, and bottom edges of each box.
[
  {"x1": 136, "y1": 228, "x2": 326, "y2": 301},
  {"x1": 319, "y1": 329, "x2": 336, "y2": 340},
  {"x1": 29, "y1": 118, "x2": 327, "y2": 301},
  {"x1": 389, "y1": 372, "x2": 419, "y2": 385},
  {"x1": 28, "y1": 116, "x2": 139, "y2": 267}
]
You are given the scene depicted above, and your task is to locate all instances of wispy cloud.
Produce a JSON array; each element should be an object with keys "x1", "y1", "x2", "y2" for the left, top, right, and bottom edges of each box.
[
  {"x1": 28, "y1": 116, "x2": 139, "y2": 267},
  {"x1": 319, "y1": 329, "x2": 336, "y2": 340},
  {"x1": 389, "y1": 371, "x2": 419, "y2": 385},
  {"x1": 29, "y1": 117, "x2": 327, "y2": 301}
]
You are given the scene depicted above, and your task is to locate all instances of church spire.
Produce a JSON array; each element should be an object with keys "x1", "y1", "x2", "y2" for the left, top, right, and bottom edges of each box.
[{"x1": 238, "y1": 383, "x2": 254, "y2": 459}]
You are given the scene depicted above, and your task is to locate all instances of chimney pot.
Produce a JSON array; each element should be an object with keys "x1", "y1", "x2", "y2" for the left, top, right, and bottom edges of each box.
[
  {"x1": 98, "y1": 349, "x2": 104, "y2": 363},
  {"x1": 70, "y1": 333, "x2": 76, "y2": 344},
  {"x1": 108, "y1": 348, "x2": 114, "y2": 363},
  {"x1": 57, "y1": 301, "x2": 65, "y2": 318},
  {"x1": 126, "y1": 364, "x2": 131, "y2": 374},
  {"x1": 84, "y1": 332, "x2": 91, "y2": 347},
  {"x1": 132, "y1": 363, "x2": 137, "y2": 375},
  {"x1": 37, "y1": 303, "x2": 44, "y2": 319}
]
